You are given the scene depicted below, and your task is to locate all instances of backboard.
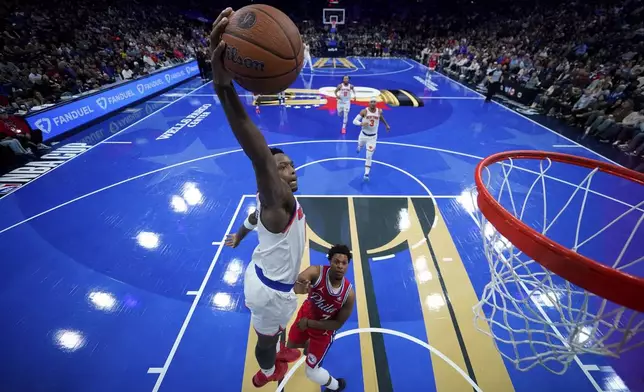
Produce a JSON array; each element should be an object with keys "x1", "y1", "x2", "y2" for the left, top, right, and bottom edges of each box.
[{"x1": 323, "y1": 8, "x2": 346, "y2": 25}]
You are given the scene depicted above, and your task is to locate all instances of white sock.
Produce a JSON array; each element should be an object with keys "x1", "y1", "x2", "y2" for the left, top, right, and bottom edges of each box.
[
  {"x1": 365, "y1": 149, "x2": 373, "y2": 175},
  {"x1": 261, "y1": 366, "x2": 275, "y2": 376},
  {"x1": 306, "y1": 365, "x2": 337, "y2": 387},
  {"x1": 327, "y1": 377, "x2": 340, "y2": 390}
]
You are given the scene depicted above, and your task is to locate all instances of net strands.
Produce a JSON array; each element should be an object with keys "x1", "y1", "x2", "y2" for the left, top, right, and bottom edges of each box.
[{"x1": 471, "y1": 152, "x2": 644, "y2": 374}]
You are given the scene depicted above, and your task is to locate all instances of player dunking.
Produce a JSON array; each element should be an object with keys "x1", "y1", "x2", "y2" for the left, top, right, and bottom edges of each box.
[
  {"x1": 212, "y1": 9, "x2": 303, "y2": 386},
  {"x1": 303, "y1": 41, "x2": 313, "y2": 70},
  {"x1": 335, "y1": 75, "x2": 356, "y2": 134},
  {"x1": 352, "y1": 97, "x2": 390, "y2": 181},
  {"x1": 288, "y1": 244, "x2": 355, "y2": 392}
]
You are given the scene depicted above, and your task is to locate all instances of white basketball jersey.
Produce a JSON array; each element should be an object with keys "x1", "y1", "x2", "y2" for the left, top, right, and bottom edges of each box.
[
  {"x1": 252, "y1": 196, "x2": 306, "y2": 284},
  {"x1": 362, "y1": 107, "x2": 381, "y2": 135},
  {"x1": 304, "y1": 44, "x2": 311, "y2": 57},
  {"x1": 338, "y1": 83, "x2": 352, "y2": 103}
]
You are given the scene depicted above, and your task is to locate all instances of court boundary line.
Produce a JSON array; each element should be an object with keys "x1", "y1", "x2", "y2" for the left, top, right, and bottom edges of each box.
[
  {"x1": 553, "y1": 144, "x2": 584, "y2": 148},
  {"x1": 1, "y1": 140, "x2": 641, "y2": 236},
  {"x1": 0, "y1": 80, "x2": 211, "y2": 200},
  {"x1": 149, "y1": 194, "x2": 249, "y2": 392},
  {"x1": 352, "y1": 56, "x2": 367, "y2": 69},
  {"x1": 409, "y1": 59, "x2": 622, "y2": 167},
  {"x1": 275, "y1": 327, "x2": 482, "y2": 392}
]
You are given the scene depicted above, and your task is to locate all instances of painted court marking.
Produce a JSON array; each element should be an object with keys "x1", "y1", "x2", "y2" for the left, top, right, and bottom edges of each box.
[
  {"x1": 149, "y1": 195, "x2": 247, "y2": 392},
  {"x1": 553, "y1": 144, "x2": 584, "y2": 148},
  {"x1": 372, "y1": 254, "x2": 395, "y2": 261},
  {"x1": 150, "y1": 157, "x2": 443, "y2": 391},
  {"x1": 0, "y1": 81, "x2": 211, "y2": 200},
  {"x1": 1, "y1": 140, "x2": 641, "y2": 236},
  {"x1": 275, "y1": 327, "x2": 482, "y2": 392}
]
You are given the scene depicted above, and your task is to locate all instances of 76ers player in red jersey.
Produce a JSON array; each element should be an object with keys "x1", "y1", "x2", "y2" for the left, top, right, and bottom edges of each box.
[
  {"x1": 212, "y1": 8, "x2": 304, "y2": 388},
  {"x1": 287, "y1": 244, "x2": 355, "y2": 391}
]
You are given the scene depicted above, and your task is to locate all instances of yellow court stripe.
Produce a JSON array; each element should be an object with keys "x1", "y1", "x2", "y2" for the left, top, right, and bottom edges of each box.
[
  {"x1": 398, "y1": 90, "x2": 419, "y2": 107},
  {"x1": 285, "y1": 88, "x2": 319, "y2": 94},
  {"x1": 343, "y1": 58, "x2": 357, "y2": 68},
  {"x1": 429, "y1": 208, "x2": 515, "y2": 392},
  {"x1": 285, "y1": 99, "x2": 326, "y2": 106},
  {"x1": 347, "y1": 198, "x2": 379, "y2": 392},
  {"x1": 366, "y1": 230, "x2": 406, "y2": 255},
  {"x1": 313, "y1": 58, "x2": 327, "y2": 68},
  {"x1": 406, "y1": 199, "x2": 473, "y2": 392}
]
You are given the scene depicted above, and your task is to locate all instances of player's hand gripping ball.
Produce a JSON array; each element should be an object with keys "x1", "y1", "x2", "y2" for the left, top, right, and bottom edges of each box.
[{"x1": 210, "y1": 5, "x2": 304, "y2": 95}]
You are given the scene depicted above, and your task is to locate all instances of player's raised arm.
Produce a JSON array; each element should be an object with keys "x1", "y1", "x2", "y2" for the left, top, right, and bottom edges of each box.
[
  {"x1": 210, "y1": 9, "x2": 294, "y2": 214},
  {"x1": 306, "y1": 288, "x2": 355, "y2": 331}
]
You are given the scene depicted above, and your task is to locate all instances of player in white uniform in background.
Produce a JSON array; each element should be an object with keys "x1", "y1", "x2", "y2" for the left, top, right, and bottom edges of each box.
[
  {"x1": 353, "y1": 97, "x2": 391, "y2": 181},
  {"x1": 303, "y1": 42, "x2": 313, "y2": 70},
  {"x1": 335, "y1": 76, "x2": 356, "y2": 134},
  {"x1": 211, "y1": 9, "x2": 305, "y2": 387}
]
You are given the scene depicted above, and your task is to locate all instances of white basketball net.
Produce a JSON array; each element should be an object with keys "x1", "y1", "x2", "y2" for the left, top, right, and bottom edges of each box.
[{"x1": 472, "y1": 157, "x2": 644, "y2": 375}]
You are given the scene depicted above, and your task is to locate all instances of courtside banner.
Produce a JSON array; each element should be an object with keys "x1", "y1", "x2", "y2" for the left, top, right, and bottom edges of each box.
[{"x1": 27, "y1": 60, "x2": 200, "y2": 140}]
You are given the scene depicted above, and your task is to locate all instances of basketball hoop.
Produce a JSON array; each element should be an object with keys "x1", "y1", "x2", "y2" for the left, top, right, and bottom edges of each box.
[{"x1": 472, "y1": 150, "x2": 644, "y2": 374}]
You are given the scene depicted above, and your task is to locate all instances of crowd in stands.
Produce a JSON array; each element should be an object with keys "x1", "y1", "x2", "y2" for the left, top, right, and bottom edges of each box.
[
  {"x1": 2, "y1": 0, "x2": 643, "y2": 171},
  {"x1": 0, "y1": 0, "x2": 208, "y2": 112},
  {"x1": 0, "y1": 0, "x2": 211, "y2": 169},
  {"x1": 300, "y1": 0, "x2": 644, "y2": 168}
]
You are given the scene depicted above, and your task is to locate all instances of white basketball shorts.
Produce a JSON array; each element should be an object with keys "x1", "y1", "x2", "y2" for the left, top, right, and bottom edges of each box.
[
  {"x1": 244, "y1": 261, "x2": 297, "y2": 336},
  {"x1": 358, "y1": 131, "x2": 377, "y2": 152},
  {"x1": 337, "y1": 100, "x2": 351, "y2": 113}
]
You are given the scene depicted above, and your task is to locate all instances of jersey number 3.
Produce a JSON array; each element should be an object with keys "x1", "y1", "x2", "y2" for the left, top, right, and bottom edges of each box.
[{"x1": 369, "y1": 119, "x2": 375, "y2": 127}]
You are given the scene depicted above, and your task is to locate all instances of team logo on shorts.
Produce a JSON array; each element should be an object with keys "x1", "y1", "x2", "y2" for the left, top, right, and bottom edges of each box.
[{"x1": 307, "y1": 353, "x2": 318, "y2": 365}]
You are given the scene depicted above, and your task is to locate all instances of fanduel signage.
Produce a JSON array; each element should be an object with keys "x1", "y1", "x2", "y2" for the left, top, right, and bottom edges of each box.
[{"x1": 27, "y1": 60, "x2": 200, "y2": 141}]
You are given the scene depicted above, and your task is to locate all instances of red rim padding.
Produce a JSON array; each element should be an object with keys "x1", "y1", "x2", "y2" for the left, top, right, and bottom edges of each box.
[{"x1": 475, "y1": 150, "x2": 644, "y2": 312}]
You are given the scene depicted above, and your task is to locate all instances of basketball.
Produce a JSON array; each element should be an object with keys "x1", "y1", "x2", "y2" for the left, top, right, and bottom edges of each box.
[{"x1": 222, "y1": 5, "x2": 304, "y2": 95}]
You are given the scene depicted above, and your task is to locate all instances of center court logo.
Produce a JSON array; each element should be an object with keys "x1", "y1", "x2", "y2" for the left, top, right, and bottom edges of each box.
[
  {"x1": 34, "y1": 118, "x2": 52, "y2": 133},
  {"x1": 96, "y1": 97, "x2": 108, "y2": 110}
]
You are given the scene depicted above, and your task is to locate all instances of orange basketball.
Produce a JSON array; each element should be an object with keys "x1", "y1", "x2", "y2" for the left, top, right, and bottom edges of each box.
[{"x1": 222, "y1": 5, "x2": 304, "y2": 95}]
